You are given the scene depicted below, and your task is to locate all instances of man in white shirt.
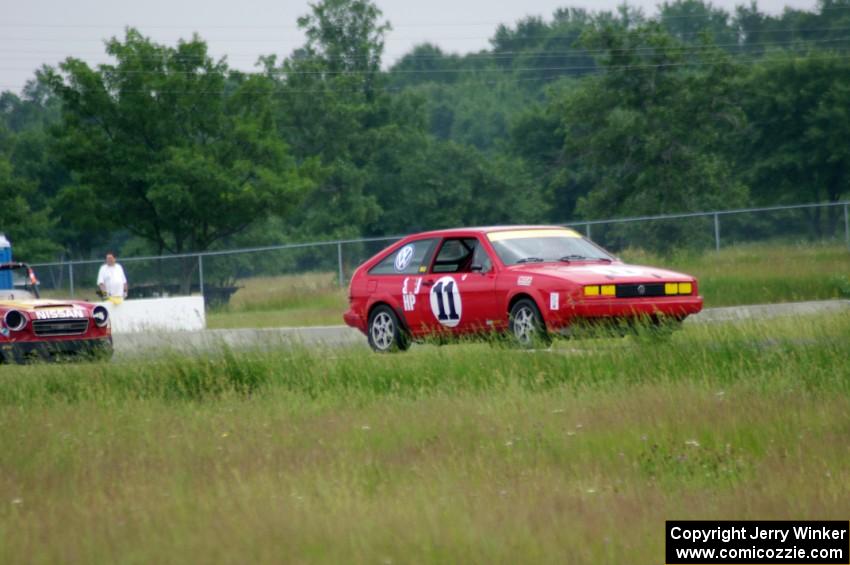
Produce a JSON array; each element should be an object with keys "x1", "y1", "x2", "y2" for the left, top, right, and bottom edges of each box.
[{"x1": 97, "y1": 252, "x2": 128, "y2": 299}]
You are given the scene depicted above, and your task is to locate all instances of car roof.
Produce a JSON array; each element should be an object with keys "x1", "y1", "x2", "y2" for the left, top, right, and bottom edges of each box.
[
  {"x1": 406, "y1": 225, "x2": 574, "y2": 239},
  {"x1": 0, "y1": 262, "x2": 28, "y2": 272}
]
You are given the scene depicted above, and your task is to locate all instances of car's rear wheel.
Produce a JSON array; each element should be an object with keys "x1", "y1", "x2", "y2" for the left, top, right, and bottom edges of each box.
[
  {"x1": 509, "y1": 299, "x2": 550, "y2": 348},
  {"x1": 367, "y1": 305, "x2": 410, "y2": 353}
]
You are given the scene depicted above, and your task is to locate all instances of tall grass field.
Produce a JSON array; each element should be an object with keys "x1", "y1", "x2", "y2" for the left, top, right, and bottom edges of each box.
[
  {"x1": 1, "y1": 313, "x2": 849, "y2": 563},
  {"x1": 207, "y1": 242, "x2": 850, "y2": 328}
]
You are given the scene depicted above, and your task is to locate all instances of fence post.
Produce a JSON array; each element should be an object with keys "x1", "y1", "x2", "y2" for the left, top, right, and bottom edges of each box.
[
  {"x1": 844, "y1": 203, "x2": 849, "y2": 249},
  {"x1": 337, "y1": 242, "x2": 344, "y2": 287},
  {"x1": 713, "y1": 213, "x2": 721, "y2": 252},
  {"x1": 69, "y1": 262, "x2": 74, "y2": 298},
  {"x1": 585, "y1": 223, "x2": 591, "y2": 239},
  {"x1": 198, "y1": 255, "x2": 204, "y2": 298}
]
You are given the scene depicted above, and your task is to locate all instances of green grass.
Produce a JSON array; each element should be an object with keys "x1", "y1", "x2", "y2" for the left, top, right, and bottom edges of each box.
[
  {"x1": 1, "y1": 313, "x2": 849, "y2": 563},
  {"x1": 207, "y1": 243, "x2": 850, "y2": 329},
  {"x1": 207, "y1": 272, "x2": 346, "y2": 328}
]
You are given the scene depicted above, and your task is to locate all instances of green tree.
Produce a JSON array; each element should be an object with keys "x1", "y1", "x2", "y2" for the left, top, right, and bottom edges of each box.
[
  {"x1": 740, "y1": 50, "x2": 850, "y2": 234},
  {"x1": 272, "y1": 64, "x2": 383, "y2": 239},
  {"x1": 0, "y1": 153, "x2": 58, "y2": 261},
  {"x1": 658, "y1": 0, "x2": 737, "y2": 45},
  {"x1": 509, "y1": 80, "x2": 585, "y2": 221},
  {"x1": 297, "y1": 0, "x2": 390, "y2": 83},
  {"x1": 388, "y1": 43, "x2": 474, "y2": 88},
  {"x1": 0, "y1": 86, "x2": 62, "y2": 261},
  {"x1": 363, "y1": 124, "x2": 547, "y2": 235},
  {"x1": 46, "y1": 29, "x2": 312, "y2": 291},
  {"x1": 399, "y1": 78, "x2": 534, "y2": 151},
  {"x1": 273, "y1": 0, "x2": 397, "y2": 239},
  {"x1": 739, "y1": 0, "x2": 850, "y2": 48},
  {"x1": 546, "y1": 25, "x2": 748, "y2": 249},
  {"x1": 0, "y1": 74, "x2": 102, "y2": 258}
]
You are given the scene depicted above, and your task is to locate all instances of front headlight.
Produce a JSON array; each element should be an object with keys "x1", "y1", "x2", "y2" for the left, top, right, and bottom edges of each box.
[
  {"x1": 92, "y1": 305, "x2": 110, "y2": 328},
  {"x1": 665, "y1": 282, "x2": 694, "y2": 295},
  {"x1": 3, "y1": 310, "x2": 27, "y2": 332},
  {"x1": 584, "y1": 285, "x2": 615, "y2": 296}
]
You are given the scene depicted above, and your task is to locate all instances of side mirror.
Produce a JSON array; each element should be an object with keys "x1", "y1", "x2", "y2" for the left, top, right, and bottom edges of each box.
[{"x1": 470, "y1": 263, "x2": 483, "y2": 272}]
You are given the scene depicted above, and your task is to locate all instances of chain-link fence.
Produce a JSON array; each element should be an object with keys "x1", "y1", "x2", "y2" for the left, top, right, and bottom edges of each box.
[
  {"x1": 31, "y1": 200, "x2": 850, "y2": 306},
  {"x1": 570, "y1": 201, "x2": 850, "y2": 254}
]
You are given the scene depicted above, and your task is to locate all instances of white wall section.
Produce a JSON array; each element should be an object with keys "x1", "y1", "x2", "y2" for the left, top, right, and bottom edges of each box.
[{"x1": 104, "y1": 296, "x2": 206, "y2": 334}]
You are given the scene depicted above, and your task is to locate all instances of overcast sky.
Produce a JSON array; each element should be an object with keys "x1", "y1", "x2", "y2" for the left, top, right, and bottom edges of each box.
[{"x1": 1, "y1": 0, "x2": 818, "y2": 94}]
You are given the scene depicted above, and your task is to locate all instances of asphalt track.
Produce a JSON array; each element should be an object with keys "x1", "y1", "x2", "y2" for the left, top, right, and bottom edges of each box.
[{"x1": 112, "y1": 299, "x2": 850, "y2": 358}]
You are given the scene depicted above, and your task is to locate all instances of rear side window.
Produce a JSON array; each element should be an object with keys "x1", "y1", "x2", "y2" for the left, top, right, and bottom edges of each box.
[{"x1": 369, "y1": 238, "x2": 438, "y2": 275}]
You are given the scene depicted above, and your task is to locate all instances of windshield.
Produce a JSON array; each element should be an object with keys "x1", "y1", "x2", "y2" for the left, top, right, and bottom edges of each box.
[
  {"x1": 0, "y1": 263, "x2": 40, "y2": 296},
  {"x1": 487, "y1": 229, "x2": 615, "y2": 266},
  {"x1": 11, "y1": 269, "x2": 30, "y2": 289}
]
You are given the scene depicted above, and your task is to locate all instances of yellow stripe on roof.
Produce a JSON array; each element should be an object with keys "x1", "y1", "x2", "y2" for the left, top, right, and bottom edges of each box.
[{"x1": 487, "y1": 228, "x2": 582, "y2": 242}]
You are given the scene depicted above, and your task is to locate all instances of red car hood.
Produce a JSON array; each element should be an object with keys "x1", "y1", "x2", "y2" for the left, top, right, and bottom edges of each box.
[{"x1": 506, "y1": 262, "x2": 695, "y2": 285}]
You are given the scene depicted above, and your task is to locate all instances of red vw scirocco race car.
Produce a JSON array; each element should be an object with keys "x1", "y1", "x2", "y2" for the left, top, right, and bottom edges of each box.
[
  {"x1": 344, "y1": 226, "x2": 703, "y2": 352},
  {"x1": 0, "y1": 262, "x2": 112, "y2": 363}
]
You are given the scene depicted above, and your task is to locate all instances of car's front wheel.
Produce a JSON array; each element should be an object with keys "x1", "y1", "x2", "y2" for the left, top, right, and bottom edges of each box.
[
  {"x1": 508, "y1": 299, "x2": 550, "y2": 348},
  {"x1": 367, "y1": 305, "x2": 410, "y2": 353}
]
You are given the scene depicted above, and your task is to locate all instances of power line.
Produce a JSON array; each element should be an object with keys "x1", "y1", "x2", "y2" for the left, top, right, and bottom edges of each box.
[
  {"x1": 0, "y1": 4, "x2": 848, "y2": 30},
  {"x1": 3, "y1": 24, "x2": 850, "y2": 44},
  {"x1": 5, "y1": 48, "x2": 850, "y2": 76},
  {"x1": 483, "y1": 24, "x2": 850, "y2": 41},
  {"x1": 4, "y1": 52, "x2": 846, "y2": 96},
  {"x1": 396, "y1": 36, "x2": 850, "y2": 58},
  {"x1": 2, "y1": 35, "x2": 848, "y2": 65}
]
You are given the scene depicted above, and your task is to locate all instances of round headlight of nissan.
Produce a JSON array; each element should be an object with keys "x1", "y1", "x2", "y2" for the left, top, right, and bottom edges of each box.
[
  {"x1": 3, "y1": 310, "x2": 28, "y2": 332},
  {"x1": 92, "y1": 305, "x2": 109, "y2": 328}
]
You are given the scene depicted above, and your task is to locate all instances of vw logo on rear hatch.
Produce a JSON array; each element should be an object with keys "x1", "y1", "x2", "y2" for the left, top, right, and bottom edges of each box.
[{"x1": 637, "y1": 284, "x2": 646, "y2": 296}]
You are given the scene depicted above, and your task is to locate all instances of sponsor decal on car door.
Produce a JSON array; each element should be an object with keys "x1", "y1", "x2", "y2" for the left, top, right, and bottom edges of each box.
[{"x1": 402, "y1": 276, "x2": 423, "y2": 312}]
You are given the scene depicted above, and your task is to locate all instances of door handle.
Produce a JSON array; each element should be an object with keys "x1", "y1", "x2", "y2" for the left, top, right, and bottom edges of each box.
[{"x1": 422, "y1": 280, "x2": 435, "y2": 287}]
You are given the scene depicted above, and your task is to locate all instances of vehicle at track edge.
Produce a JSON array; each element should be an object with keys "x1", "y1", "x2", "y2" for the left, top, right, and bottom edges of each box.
[
  {"x1": 343, "y1": 226, "x2": 703, "y2": 352},
  {"x1": 0, "y1": 262, "x2": 112, "y2": 363}
]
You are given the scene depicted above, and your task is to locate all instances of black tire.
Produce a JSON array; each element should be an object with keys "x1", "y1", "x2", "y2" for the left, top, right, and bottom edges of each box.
[
  {"x1": 508, "y1": 298, "x2": 550, "y2": 348},
  {"x1": 367, "y1": 305, "x2": 410, "y2": 353}
]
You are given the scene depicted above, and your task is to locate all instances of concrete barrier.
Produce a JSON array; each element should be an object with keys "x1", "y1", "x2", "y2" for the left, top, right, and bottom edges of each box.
[{"x1": 104, "y1": 296, "x2": 206, "y2": 334}]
